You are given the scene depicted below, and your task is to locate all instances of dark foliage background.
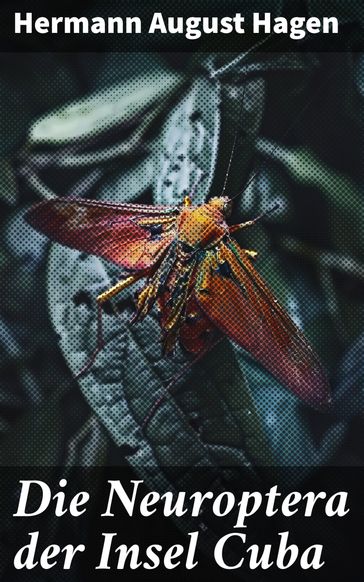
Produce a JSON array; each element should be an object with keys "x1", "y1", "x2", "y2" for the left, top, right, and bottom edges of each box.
[
  {"x1": 0, "y1": 37, "x2": 364, "y2": 582},
  {"x1": 1, "y1": 50, "x2": 364, "y2": 466}
]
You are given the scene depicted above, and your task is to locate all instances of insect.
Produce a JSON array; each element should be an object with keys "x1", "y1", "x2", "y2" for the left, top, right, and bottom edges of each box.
[{"x1": 26, "y1": 191, "x2": 331, "y2": 411}]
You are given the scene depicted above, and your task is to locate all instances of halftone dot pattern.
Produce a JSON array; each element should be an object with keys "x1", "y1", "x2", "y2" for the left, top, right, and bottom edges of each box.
[
  {"x1": 1, "y1": 50, "x2": 363, "y2": 484},
  {"x1": 0, "y1": 44, "x2": 363, "y2": 582}
]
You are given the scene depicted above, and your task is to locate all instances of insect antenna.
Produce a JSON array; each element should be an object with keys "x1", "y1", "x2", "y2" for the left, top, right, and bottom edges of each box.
[
  {"x1": 220, "y1": 86, "x2": 248, "y2": 198},
  {"x1": 209, "y1": 33, "x2": 276, "y2": 79},
  {"x1": 211, "y1": 36, "x2": 277, "y2": 199},
  {"x1": 221, "y1": 125, "x2": 240, "y2": 198}
]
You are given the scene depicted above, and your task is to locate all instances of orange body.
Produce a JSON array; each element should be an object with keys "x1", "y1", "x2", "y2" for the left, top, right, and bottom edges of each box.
[
  {"x1": 176, "y1": 197, "x2": 229, "y2": 250},
  {"x1": 25, "y1": 194, "x2": 331, "y2": 410}
]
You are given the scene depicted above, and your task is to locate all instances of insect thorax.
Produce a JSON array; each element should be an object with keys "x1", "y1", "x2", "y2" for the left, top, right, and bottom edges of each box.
[{"x1": 177, "y1": 203, "x2": 227, "y2": 250}]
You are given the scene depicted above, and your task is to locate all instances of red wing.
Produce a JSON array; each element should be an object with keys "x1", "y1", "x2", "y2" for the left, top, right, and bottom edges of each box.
[
  {"x1": 25, "y1": 197, "x2": 177, "y2": 270},
  {"x1": 194, "y1": 242, "x2": 331, "y2": 411}
]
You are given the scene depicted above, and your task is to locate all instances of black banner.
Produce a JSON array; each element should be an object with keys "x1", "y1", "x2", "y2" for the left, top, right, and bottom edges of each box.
[
  {"x1": 1, "y1": 467, "x2": 363, "y2": 581},
  {"x1": 0, "y1": 0, "x2": 362, "y2": 52}
]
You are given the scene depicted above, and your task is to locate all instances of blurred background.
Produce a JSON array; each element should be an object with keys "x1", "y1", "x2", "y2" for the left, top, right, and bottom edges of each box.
[
  {"x1": 0, "y1": 48, "x2": 364, "y2": 473},
  {"x1": 0, "y1": 4, "x2": 363, "y2": 572}
]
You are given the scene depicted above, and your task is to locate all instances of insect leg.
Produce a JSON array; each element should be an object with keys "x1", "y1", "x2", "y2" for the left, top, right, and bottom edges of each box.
[
  {"x1": 97, "y1": 273, "x2": 144, "y2": 303},
  {"x1": 229, "y1": 219, "x2": 258, "y2": 233},
  {"x1": 244, "y1": 250, "x2": 258, "y2": 259},
  {"x1": 76, "y1": 274, "x2": 143, "y2": 379}
]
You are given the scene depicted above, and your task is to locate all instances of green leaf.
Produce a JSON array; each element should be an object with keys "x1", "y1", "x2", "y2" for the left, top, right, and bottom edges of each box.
[
  {"x1": 29, "y1": 69, "x2": 184, "y2": 146},
  {"x1": 153, "y1": 74, "x2": 220, "y2": 205},
  {"x1": 257, "y1": 139, "x2": 364, "y2": 257}
]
